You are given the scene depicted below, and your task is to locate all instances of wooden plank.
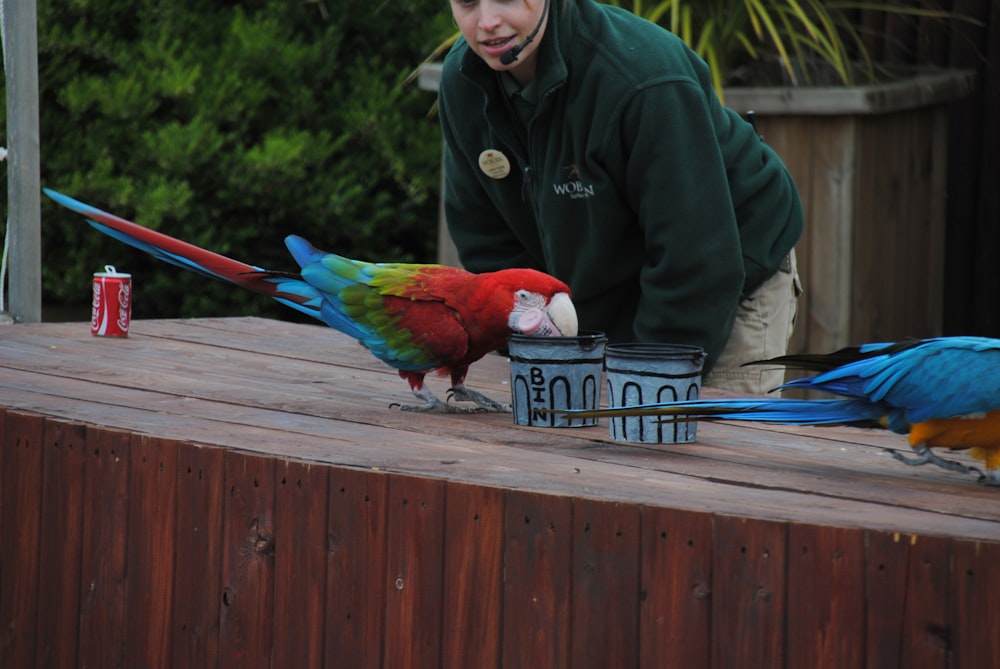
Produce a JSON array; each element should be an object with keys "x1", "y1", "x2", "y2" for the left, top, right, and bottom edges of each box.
[
  {"x1": 638, "y1": 507, "x2": 712, "y2": 668},
  {"x1": 0, "y1": 411, "x2": 45, "y2": 667},
  {"x1": 710, "y1": 515, "x2": 788, "y2": 669},
  {"x1": 383, "y1": 474, "x2": 446, "y2": 668},
  {"x1": 125, "y1": 434, "x2": 179, "y2": 668},
  {"x1": 852, "y1": 112, "x2": 893, "y2": 342},
  {"x1": 772, "y1": 116, "x2": 856, "y2": 353},
  {"x1": 899, "y1": 534, "x2": 951, "y2": 669},
  {"x1": 755, "y1": 116, "x2": 816, "y2": 355},
  {"x1": 172, "y1": 443, "x2": 225, "y2": 668},
  {"x1": 502, "y1": 491, "x2": 573, "y2": 669},
  {"x1": 865, "y1": 530, "x2": 911, "y2": 669},
  {"x1": 77, "y1": 426, "x2": 130, "y2": 669},
  {"x1": 924, "y1": 105, "x2": 948, "y2": 335},
  {"x1": 786, "y1": 524, "x2": 865, "y2": 668},
  {"x1": 325, "y1": 467, "x2": 388, "y2": 669},
  {"x1": 950, "y1": 539, "x2": 1000, "y2": 669},
  {"x1": 441, "y1": 482, "x2": 504, "y2": 669},
  {"x1": 964, "y1": 0, "x2": 1000, "y2": 337},
  {"x1": 35, "y1": 419, "x2": 86, "y2": 669},
  {"x1": 219, "y1": 451, "x2": 276, "y2": 668},
  {"x1": 272, "y1": 460, "x2": 328, "y2": 668},
  {"x1": 853, "y1": 106, "x2": 948, "y2": 343},
  {"x1": 570, "y1": 498, "x2": 641, "y2": 668},
  {"x1": 942, "y1": 0, "x2": 991, "y2": 335}
]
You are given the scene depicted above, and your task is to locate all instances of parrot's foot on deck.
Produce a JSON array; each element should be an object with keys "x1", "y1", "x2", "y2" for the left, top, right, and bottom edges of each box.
[
  {"x1": 389, "y1": 386, "x2": 506, "y2": 413},
  {"x1": 977, "y1": 473, "x2": 1000, "y2": 487},
  {"x1": 888, "y1": 444, "x2": 985, "y2": 480},
  {"x1": 448, "y1": 384, "x2": 512, "y2": 413}
]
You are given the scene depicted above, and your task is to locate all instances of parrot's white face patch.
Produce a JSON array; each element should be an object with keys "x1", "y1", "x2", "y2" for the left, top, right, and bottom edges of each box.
[
  {"x1": 508, "y1": 290, "x2": 578, "y2": 337},
  {"x1": 478, "y1": 149, "x2": 512, "y2": 179}
]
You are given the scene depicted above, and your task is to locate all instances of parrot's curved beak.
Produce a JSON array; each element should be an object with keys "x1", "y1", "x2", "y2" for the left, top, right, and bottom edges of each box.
[{"x1": 547, "y1": 292, "x2": 578, "y2": 337}]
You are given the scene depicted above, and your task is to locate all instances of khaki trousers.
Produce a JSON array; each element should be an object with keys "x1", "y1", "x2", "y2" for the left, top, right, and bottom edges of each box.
[{"x1": 703, "y1": 249, "x2": 802, "y2": 395}]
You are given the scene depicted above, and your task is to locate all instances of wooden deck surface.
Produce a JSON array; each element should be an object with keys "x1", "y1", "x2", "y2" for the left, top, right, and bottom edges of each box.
[
  {"x1": 3, "y1": 316, "x2": 997, "y2": 538},
  {"x1": 2, "y1": 317, "x2": 998, "y2": 668}
]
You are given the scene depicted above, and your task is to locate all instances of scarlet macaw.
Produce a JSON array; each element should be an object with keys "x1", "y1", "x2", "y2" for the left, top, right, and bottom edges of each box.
[
  {"x1": 558, "y1": 337, "x2": 1000, "y2": 484},
  {"x1": 44, "y1": 189, "x2": 578, "y2": 412}
]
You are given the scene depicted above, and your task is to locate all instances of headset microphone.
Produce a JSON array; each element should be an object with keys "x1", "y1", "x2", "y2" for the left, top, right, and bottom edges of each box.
[{"x1": 499, "y1": 0, "x2": 551, "y2": 66}]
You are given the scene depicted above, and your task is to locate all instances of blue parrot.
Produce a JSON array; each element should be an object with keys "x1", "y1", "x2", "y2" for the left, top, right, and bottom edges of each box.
[{"x1": 557, "y1": 337, "x2": 1000, "y2": 485}]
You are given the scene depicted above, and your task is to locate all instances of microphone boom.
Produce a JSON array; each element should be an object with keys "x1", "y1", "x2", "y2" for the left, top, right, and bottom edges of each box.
[{"x1": 499, "y1": 0, "x2": 550, "y2": 65}]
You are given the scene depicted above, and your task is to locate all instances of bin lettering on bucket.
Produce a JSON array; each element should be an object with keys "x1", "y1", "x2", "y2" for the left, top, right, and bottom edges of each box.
[
  {"x1": 605, "y1": 343, "x2": 705, "y2": 443},
  {"x1": 508, "y1": 331, "x2": 606, "y2": 428}
]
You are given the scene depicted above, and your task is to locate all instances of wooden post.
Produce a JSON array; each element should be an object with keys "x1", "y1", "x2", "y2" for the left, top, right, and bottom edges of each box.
[
  {"x1": 3, "y1": 0, "x2": 43, "y2": 322},
  {"x1": 417, "y1": 64, "x2": 463, "y2": 268}
]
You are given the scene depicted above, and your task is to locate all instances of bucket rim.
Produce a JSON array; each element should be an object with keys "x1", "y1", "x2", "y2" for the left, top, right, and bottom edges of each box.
[
  {"x1": 509, "y1": 329, "x2": 607, "y2": 345},
  {"x1": 605, "y1": 342, "x2": 706, "y2": 361}
]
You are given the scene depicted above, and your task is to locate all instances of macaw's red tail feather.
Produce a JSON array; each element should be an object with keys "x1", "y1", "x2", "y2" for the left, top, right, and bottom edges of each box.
[{"x1": 44, "y1": 188, "x2": 291, "y2": 300}]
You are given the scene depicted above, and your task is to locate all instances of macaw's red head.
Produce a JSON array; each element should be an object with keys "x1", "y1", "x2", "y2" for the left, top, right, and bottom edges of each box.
[
  {"x1": 478, "y1": 268, "x2": 578, "y2": 338},
  {"x1": 385, "y1": 265, "x2": 578, "y2": 371}
]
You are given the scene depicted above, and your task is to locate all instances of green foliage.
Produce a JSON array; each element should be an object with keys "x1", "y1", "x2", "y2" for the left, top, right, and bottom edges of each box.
[
  {"x1": 604, "y1": 0, "x2": 967, "y2": 98},
  {"x1": 2, "y1": 0, "x2": 455, "y2": 319}
]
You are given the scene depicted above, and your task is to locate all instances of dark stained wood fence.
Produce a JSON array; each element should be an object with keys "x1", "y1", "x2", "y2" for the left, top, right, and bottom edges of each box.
[
  {"x1": 730, "y1": 84, "x2": 966, "y2": 353},
  {"x1": 855, "y1": 1, "x2": 1000, "y2": 337},
  {"x1": 3, "y1": 411, "x2": 1000, "y2": 668}
]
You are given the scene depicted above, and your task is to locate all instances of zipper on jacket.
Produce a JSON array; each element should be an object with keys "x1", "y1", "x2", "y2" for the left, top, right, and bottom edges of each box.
[
  {"x1": 521, "y1": 166, "x2": 536, "y2": 201},
  {"x1": 496, "y1": 73, "x2": 535, "y2": 204}
]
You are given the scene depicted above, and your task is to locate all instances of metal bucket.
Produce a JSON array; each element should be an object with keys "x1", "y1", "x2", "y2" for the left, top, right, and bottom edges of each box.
[
  {"x1": 605, "y1": 343, "x2": 706, "y2": 443},
  {"x1": 508, "y1": 331, "x2": 607, "y2": 427}
]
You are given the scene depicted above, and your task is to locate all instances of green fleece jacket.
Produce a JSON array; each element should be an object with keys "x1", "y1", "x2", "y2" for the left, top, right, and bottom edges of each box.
[{"x1": 438, "y1": 0, "x2": 803, "y2": 371}]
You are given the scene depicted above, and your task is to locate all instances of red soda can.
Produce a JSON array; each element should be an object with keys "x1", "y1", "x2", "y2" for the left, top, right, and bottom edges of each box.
[{"x1": 91, "y1": 265, "x2": 132, "y2": 337}]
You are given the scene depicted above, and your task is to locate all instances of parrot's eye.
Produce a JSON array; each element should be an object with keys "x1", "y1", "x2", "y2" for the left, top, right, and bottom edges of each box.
[{"x1": 514, "y1": 289, "x2": 545, "y2": 308}]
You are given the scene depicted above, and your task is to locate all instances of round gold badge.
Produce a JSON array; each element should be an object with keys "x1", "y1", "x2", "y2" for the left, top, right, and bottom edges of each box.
[{"x1": 478, "y1": 149, "x2": 512, "y2": 179}]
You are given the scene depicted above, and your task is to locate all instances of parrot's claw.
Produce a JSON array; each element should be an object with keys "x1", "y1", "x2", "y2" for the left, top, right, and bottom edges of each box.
[
  {"x1": 391, "y1": 401, "x2": 481, "y2": 414},
  {"x1": 448, "y1": 384, "x2": 512, "y2": 413},
  {"x1": 975, "y1": 467, "x2": 1000, "y2": 486},
  {"x1": 388, "y1": 386, "x2": 502, "y2": 414},
  {"x1": 888, "y1": 444, "x2": 985, "y2": 479}
]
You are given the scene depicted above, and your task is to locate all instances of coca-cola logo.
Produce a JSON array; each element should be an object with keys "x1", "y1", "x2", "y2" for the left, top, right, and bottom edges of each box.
[
  {"x1": 91, "y1": 282, "x2": 103, "y2": 331},
  {"x1": 117, "y1": 282, "x2": 131, "y2": 330}
]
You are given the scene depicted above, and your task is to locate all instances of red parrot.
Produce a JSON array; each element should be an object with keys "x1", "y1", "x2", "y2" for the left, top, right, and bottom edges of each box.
[{"x1": 44, "y1": 189, "x2": 578, "y2": 412}]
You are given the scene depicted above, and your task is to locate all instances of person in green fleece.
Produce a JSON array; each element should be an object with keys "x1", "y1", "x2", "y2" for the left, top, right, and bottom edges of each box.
[{"x1": 439, "y1": 0, "x2": 804, "y2": 394}]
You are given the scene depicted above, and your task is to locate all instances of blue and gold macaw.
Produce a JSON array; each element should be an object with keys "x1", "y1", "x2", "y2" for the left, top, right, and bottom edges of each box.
[{"x1": 559, "y1": 337, "x2": 1000, "y2": 485}]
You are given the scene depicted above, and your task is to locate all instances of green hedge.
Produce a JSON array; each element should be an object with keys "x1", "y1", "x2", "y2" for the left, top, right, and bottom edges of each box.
[{"x1": 3, "y1": 0, "x2": 453, "y2": 319}]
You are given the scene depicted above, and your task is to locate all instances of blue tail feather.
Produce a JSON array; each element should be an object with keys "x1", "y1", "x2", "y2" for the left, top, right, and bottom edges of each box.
[{"x1": 587, "y1": 398, "x2": 887, "y2": 427}]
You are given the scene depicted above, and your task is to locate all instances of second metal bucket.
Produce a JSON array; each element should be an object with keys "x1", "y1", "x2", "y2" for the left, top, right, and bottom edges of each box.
[{"x1": 605, "y1": 343, "x2": 706, "y2": 443}]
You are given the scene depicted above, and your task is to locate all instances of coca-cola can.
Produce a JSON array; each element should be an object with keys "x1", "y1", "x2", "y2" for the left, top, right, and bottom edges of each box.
[{"x1": 91, "y1": 265, "x2": 132, "y2": 337}]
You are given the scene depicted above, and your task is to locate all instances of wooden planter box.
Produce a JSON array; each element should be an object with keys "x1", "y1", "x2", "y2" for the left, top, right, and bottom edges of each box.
[
  {"x1": 419, "y1": 65, "x2": 975, "y2": 353},
  {"x1": 724, "y1": 68, "x2": 975, "y2": 353}
]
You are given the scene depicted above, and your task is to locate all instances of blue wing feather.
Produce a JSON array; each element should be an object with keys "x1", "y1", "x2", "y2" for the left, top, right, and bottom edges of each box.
[{"x1": 574, "y1": 337, "x2": 1000, "y2": 433}]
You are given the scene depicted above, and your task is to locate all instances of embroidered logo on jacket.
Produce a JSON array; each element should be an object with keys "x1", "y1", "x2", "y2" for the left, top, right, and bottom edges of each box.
[{"x1": 553, "y1": 163, "x2": 595, "y2": 199}]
